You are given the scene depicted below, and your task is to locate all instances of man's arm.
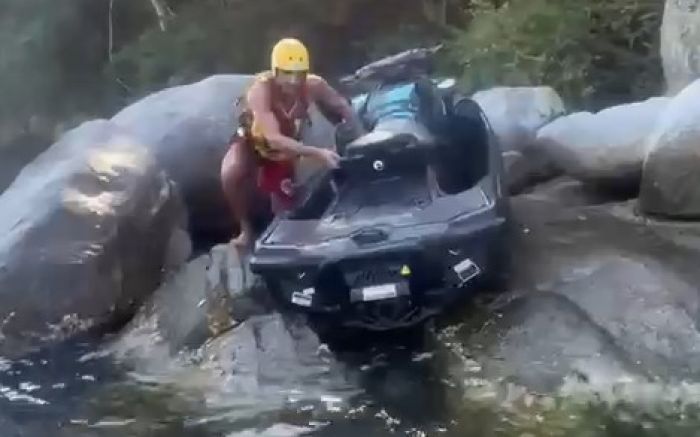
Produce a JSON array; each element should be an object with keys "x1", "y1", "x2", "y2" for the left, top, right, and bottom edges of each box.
[
  {"x1": 309, "y1": 75, "x2": 365, "y2": 130},
  {"x1": 246, "y1": 81, "x2": 322, "y2": 158}
]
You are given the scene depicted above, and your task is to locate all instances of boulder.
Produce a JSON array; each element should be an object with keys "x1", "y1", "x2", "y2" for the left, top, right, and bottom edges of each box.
[
  {"x1": 503, "y1": 149, "x2": 561, "y2": 195},
  {"x1": 109, "y1": 243, "x2": 269, "y2": 368},
  {"x1": 639, "y1": 79, "x2": 700, "y2": 218},
  {"x1": 555, "y1": 253, "x2": 700, "y2": 379},
  {"x1": 471, "y1": 86, "x2": 565, "y2": 152},
  {"x1": 111, "y1": 74, "x2": 336, "y2": 239},
  {"x1": 0, "y1": 120, "x2": 189, "y2": 359},
  {"x1": 532, "y1": 96, "x2": 670, "y2": 189},
  {"x1": 437, "y1": 189, "x2": 700, "y2": 397},
  {"x1": 660, "y1": 0, "x2": 700, "y2": 95},
  {"x1": 511, "y1": 193, "x2": 700, "y2": 377}
]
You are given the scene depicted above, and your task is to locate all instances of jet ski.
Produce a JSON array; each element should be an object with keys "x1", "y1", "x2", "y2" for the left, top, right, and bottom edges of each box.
[{"x1": 248, "y1": 47, "x2": 512, "y2": 330}]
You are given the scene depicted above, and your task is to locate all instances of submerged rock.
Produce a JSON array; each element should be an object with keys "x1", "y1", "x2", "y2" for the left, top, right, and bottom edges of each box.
[
  {"x1": 639, "y1": 79, "x2": 700, "y2": 218},
  {"x1": 472, "y1": 86, "x2": 565, "y2": 152},
  {"x1": 0, "y1": 120, "x2": 189, "y2": 359}
]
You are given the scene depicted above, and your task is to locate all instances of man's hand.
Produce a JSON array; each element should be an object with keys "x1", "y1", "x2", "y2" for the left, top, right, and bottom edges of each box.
[{"x1": 312, "y1": 148, "x2": 341, "y2": 169}]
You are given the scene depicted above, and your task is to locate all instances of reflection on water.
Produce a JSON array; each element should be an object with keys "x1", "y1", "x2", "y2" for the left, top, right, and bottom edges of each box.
[{"x1": 2, "y1": 310, "x2": 700, "y2": 437}]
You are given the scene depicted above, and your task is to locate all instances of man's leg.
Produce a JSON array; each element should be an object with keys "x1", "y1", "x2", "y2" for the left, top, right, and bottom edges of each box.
[{"x1": 221, "y1": 139, "x2": 257, "y2": 248}]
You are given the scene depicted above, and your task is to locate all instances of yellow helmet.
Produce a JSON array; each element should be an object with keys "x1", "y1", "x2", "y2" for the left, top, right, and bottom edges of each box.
[{"x1": 271, "y1": 38, "x2": 310, "y2": 72}]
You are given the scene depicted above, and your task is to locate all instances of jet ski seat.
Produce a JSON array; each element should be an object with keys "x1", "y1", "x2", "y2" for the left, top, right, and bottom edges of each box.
[{"x1": 344, "y1": 118, "x2": 436, "y2": 158}]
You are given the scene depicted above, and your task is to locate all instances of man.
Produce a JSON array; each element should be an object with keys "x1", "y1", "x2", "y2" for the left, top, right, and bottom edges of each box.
[{"x1": 221, "y1": 37, "x2": 362, "y2": 248}]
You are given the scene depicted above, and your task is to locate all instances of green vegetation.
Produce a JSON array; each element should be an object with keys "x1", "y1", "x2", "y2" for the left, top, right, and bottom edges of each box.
[
  {"x1": 443, "y1": 0, "x2": 664, "y2": 109},
  {"x1": 0, "y1": 0, "x2": 665, "y2": 149}
]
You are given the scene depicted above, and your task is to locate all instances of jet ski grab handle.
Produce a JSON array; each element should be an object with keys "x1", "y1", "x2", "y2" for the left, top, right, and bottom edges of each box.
[{"x1": 339, "y1": 45, "x2": 443, "y2": 91}]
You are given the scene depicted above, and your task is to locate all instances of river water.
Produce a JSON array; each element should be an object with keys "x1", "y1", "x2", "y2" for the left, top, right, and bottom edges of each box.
[{"x1": 3, "y1": 303, "x2": 700, "y2": 437}]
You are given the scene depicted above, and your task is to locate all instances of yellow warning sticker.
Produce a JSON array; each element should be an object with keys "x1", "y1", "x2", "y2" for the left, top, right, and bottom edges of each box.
[{"x1": 400, "y1": 265, "x2": 411, "y2": 276}]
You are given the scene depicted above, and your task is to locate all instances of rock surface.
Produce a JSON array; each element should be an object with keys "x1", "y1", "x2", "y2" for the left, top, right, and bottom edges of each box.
[
  {"x1": 440, "y1": 183, "x2": 700, "y2": 397},
  {"x1": 503, "y1": 149, "x2": 561, "y2": 195},
  {"x1": 111, "y1": 74, "x2": 336, "y2": 239},
  {"x1": 532, "y1": 96, "x2": 669, "y2": 189},
  {"x1": 0, "y1": 120, "x2": 189, "y2": 359},
  {"x1": 660, "y1": 0, "x2": 700, "y2": 94},
  {"x1": 109, "y1": 243, "x2": 271, "y2": 368},
  {"x1": 639, "y1": 79, "x2": 700, "y2": 218},
  {"x1": 472, "y1": 86, "x2": 565, "y2": 152}
]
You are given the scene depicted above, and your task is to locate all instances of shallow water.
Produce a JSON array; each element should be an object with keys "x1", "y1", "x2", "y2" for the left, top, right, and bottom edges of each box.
[{"x1": 4, "y1": 307, "x2": 700, "y2": 437}]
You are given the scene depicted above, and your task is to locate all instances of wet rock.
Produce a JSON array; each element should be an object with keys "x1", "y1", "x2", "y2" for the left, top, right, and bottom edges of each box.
[
  {"x1": 515, "y1": 194, "x2": 700, "y2": 376},
  {"x1": 198, "y1": 314, "x2": 352, "y2": 397},
  {"x1": 660, "y1": 0, "x2": 700, "y2": 94},
  {"x1": 533, "y1": 97, "x2": 669, "y2": 189},
  {"x1": 109, "y1": 244, "x2": 269, "y2": 367},
  {"x1": 439, "y1": 189, "x2": 700, "y2": 393},
  {"x1": 639, "y1": 79, "x2": 700, "y2": 218},
  {"x1": 0, "y1": 120, "x2": 189, "y2": 359},
  {"x1": 110, "y1": 311, "x2": 359, "y2": 423},
  {"x1": 554, "y1": 253, "x2": 700, "y2": 379},
  {"x1": 111, "y1": 74, "x2": 336, "y2": 239},
  {"x1": 440, "y1": 293, "x2": 643, "y2": 394},
  {"x1": 472, "y1": 86, "x2": 565, "y2": 152}
]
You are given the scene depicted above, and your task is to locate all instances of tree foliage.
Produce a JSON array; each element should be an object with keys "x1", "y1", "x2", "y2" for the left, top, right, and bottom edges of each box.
[
  {"x1": 443, "y1": 0, "x2": 664, "y2": 109},
  {"x1": 0, "y1": 0, "x2": 666, "y2": 150},
  {"x1": 105, "y1": 0, "x2": 446, "y2": 96}
]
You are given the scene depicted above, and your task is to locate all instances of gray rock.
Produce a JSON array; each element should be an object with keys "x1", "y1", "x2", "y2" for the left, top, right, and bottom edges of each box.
[
  {"x1": 111, "y1": 74, "x2": 336, "y2": 238},
  {"x1": 660, "y1": 0, "x2": 700, "y2": 94},
  {"x1": 503, "y1": 149, "x2": 561, "y2": 195},
  {"x1": 438, "y1": 186, "x2": 700, "y2": 395},
  {"x1": 555, "y1": 253, "x2": 700, "y2": 379},
  {"x1": 639, "y1": 79, "x2": 700, "y2": 218},
  {"x1": 532, "y1": 96, "x2": 669, "y2": 189},
  {"x1": 108, "y1": 243, "x2": 269, "y2": 368},
  {"x1": 440, "y1": 292, "x2": 642, "y2": 394},
  {"x1": 108, "y1": 311, "x2": 359, "y2": 424},
  {"x1": 0, "y1": 119, "x2": 188, "y2": 359},
  {"x1": 472, "y1": 86, "x2": 565, "y2": 152}
]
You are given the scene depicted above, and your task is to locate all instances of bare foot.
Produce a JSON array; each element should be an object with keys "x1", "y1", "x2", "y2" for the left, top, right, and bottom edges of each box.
[{"x1": 230, "y1": 231, "x2": 254, "y2": 250}]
